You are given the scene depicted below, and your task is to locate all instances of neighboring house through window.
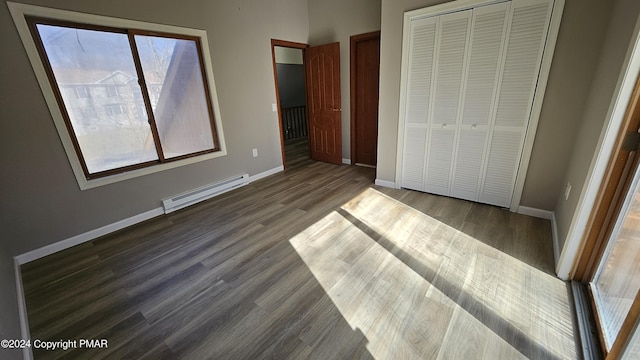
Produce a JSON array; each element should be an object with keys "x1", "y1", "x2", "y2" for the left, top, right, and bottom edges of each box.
[{"x1": 7, "y1": 2, "x2": 227, "y2": 189}]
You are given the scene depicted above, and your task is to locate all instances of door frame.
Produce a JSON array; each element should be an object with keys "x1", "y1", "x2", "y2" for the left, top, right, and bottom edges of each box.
[
  {"x1": 570, "y1": 46, "x2": 640, "y2": 360},
  {"x1": 270, "y1": 39, "x2": 308, "y2": 170},
  {"x1": 556, "y1": 13, "x2": 640, "y2": 279},
  {"x1": 573, "y1": 74, "x2": 640, "y2": 283},
  {"x1": 350, "y1": 31, "x2": 381, "y2": 166}
]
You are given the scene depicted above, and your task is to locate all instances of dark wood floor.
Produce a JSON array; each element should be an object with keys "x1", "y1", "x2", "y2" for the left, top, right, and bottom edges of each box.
[
  {"x1": 21, "y1": 158, "x2": 577, "y2": 359},
  {"x1": 284, "y1": 136, "x2": 310, "y2": 169}
]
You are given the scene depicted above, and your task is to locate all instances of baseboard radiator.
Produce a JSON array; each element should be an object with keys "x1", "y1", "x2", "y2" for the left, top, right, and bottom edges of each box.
[{"x1": 162, "y1": 174, "x2": 249, "y2": 214}]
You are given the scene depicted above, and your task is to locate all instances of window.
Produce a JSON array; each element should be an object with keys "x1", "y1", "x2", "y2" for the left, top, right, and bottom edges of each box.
[
  {"x1": 106, "y1": 85, "x2": 118, "y2": 97},
  {"x1": 80, "y1": 107, "x2": 96, "y2": 119},
  {"x1": 74, "y1": 86, "x2": 90, "y2": 98},
  {"x1": 8, "y1": 2, "x2": 226, "y2": 189},
  {"x1": 105, "y1": 104, "x2": 125, "y2": 116},
  {"x1": 27, "y1": 17, "x2": 221, "y2": 179}
]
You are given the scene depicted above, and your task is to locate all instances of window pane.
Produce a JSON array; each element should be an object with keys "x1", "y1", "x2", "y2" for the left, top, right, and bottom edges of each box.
[
  {"x1": 135, "y1": 35, "x2": 216, "y2": 159},
  {"x1": 592, "y1": 162, "x2": 640, "y2": 349},
  {"x1": 622, "y1": 320, "x2": 640, "y2": 360},
  {"x1": 36, "y1": 24, "x2": 158, "y2": 174}
]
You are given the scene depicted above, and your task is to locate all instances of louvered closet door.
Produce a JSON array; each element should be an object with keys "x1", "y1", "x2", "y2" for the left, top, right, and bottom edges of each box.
[
  {"x1": 399, "y1": 0, "x2": 556, "y2": 208},
  {"x1": 401, "y1": 17, "x2": 438, "y2": 191},
  {"x1": 424, "y1": 11, "x2": 471, "y2": 196},
  {"x1": 479, "y1": 0, "x2": 554, "y2": 207},
  {"x1": 450, "y1": 2, "x2": 510, "y2": 202}
]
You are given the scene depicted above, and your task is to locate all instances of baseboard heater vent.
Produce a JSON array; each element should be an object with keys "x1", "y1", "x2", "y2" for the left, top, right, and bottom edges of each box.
[{"x1": 162, "y1": 174, "x2": 249, "y2": 214}]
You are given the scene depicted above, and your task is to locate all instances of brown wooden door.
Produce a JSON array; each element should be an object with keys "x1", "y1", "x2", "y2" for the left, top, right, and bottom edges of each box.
[
  {"x1": 305, "y1": 42, "x2": 342, "y2": 165},
  {"x1": 351, "y1": 32, "x2": 380, "y2": 167}
]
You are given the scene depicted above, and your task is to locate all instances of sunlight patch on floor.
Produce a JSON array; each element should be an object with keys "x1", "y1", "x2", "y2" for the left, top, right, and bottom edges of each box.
[{"x1": 289, "y1": 187, "x2": 576, "y2": 359}]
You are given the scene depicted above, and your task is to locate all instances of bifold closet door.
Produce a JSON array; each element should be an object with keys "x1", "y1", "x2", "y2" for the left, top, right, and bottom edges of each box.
[
  {"x1": 478, "y1": 0, "x2": 554, "y2": 207},
  {"x1": 450, "y1": 2, "x2": 510, "y2": 202},
  {"x1": 400, "y1": 0, "x2": 556, "y2": 208},
  {"x1": 400, "y1": 11, "x2": 473, "y2": 195},
  {"x1": 400, "y1": 16, "x2": 437, "y2": 191},
  {"x1": 424, "y1": 11, "x2": 471, "y2": 197}
]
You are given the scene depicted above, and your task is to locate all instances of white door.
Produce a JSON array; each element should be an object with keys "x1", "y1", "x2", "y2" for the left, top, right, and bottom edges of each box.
[{"x1": 398, "y1": 0, "x2": 558, "y2": 208}]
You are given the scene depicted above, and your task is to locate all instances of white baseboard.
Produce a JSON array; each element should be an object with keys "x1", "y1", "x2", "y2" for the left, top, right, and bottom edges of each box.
[
  {"x1": 342, "y1": 158, "x2": 351, "y2": 165},
  {"x1": 375, "y1": 179, "x2": 397, "y2": 188},
  {"x1": 516, "y1": 206, "x2": 553, "y2": 220},
  {"x1": 15, "y1": 207, "x2": 164, "y2": 265},
  {"x1": 14, "y1": 259, "x2": 33, "y2": 360},
  {"x1": 15, "y1": 166, "x2": 284, "y2": 265},
  {"x1": 551, "y1": 212, "x2": 560, "y2": 268},
  {"x1": 250, "y1": 165, "x2": 284, "y2": 182},
  {"x1": 11, "y1": 166, "x2": 285, "y2": 359}
]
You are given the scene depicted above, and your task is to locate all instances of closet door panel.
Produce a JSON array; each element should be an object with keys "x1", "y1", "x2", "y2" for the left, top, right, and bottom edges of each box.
[
  {"x1": 424, "y1": 10, "x2": 471, "y2": 196},
  {"x1": 460, "y1": 2, "x2": 510, "y2": 127},
  {"x1": 479, "y1": 130, "x2": 523, "y2": 207},
  {"x1": 406, "y1": 18, "x2": 438, "y2": 126},
  {"x1": 494, "y1": 0, "x2": 553, "y2": 129},
  {"x1": 451, "y1": 129, "x2": 488, "y2": 201},
  {"x1": 431, "y1": 11, "x2": 471, "y2": 126},
  {"x1": 482, "y1": 0, "x2": 553, "y2": 206},
  {"x1": 401, "y1": 18, "x2": 438, "y2": 190},
  {"x1": 451, "y1": 2, "x2": 510, "y2": 201},
  {"x1": 425, "y1": 128, "x2": 455, "y2": 196},
  {"x1": 402, "y1": 126, "x2": 428, "y2": 190}
]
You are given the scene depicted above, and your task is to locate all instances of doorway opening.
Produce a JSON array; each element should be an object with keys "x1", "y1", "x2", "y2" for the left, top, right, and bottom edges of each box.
[{"x1": 270, "y1": 40, "x2": 309, "y2": 170}]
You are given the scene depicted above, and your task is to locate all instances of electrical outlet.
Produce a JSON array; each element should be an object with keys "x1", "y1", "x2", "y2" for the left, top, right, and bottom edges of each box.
[
  {"x1": 565, "y1": 182, "x2": 572, "y2": 200},
  {"x1": 252, "y1": 148, "x2": 258, "y2": 157}
]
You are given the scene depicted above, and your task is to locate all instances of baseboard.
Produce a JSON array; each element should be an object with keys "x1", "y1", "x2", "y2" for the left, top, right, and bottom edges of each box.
[
  {"x1": 375, "y1": 179, "x2": 396, "y2": 188},
  {"x1": 517, "y1": 206, "x2": 560, "y2": 267},
  {"x1": 15, "y1": 167, "x2": 284, "y2": 265},
  {"x1": 14, "y1": 259, "x2": 33, "y2": 360},
  {"x1": 551, "y1": 212, "x2": 560, "y2": 268},
  {"x1": 342, "y1": 158, "x2": 351, "y2": 165},
  {"x1": 15, "y1": 207, "x2": 164, "y2": 265},
  {"x1": 516, "y1": 206, "x2": 553, "y2": 220},
  {"x1": 250, "y1": 165, "x2": 284, "y2": 183},
  {"x1": 354, "y1": 163, "x2": 376, "y2": 169}
]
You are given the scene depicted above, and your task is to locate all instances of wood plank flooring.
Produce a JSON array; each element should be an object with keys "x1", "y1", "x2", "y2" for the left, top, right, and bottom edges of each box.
[
  {"x1": 20, "y1": 159, "x2": 578, "y2": 359},
  {"x1": 284, "y1": 136, "x2": 310, "y2": 168}
]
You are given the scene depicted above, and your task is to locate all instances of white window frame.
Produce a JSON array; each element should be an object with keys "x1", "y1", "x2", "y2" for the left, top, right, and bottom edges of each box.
[{"x1": 8, "y1": 2, "x2": 227, "y2": 190}]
